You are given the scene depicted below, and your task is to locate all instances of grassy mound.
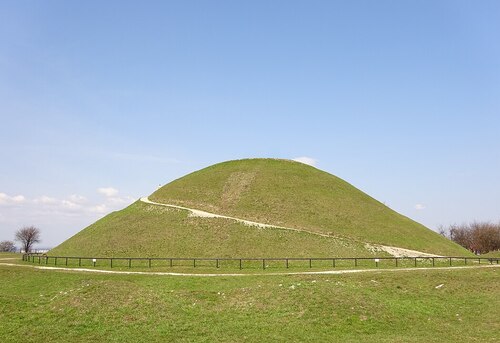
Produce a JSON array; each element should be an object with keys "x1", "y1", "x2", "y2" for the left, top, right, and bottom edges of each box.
[
  {"x1": 150, "y1": 158, "x2": 466, "y2": 255},
  {"x1": 51, "y1": 158, "x2": 467, "y2": 257},
  {"x1": 50, "y1": 201, "x2": 380, "y2": 258}
]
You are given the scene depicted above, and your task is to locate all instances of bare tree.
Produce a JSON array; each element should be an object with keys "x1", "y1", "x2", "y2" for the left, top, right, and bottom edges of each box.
[
  {"x1": 437, "y1": 225, "x2": 448, "y2": 237},
  {"x1": 0, "y1": 240, "x2": 17, "y2": 252},
  {"x1": 439, "y1": 221, "x2": 500, "y2": 254},
  {"x1": 15, "y1": 226, "x2": 41, "y2": 253}
]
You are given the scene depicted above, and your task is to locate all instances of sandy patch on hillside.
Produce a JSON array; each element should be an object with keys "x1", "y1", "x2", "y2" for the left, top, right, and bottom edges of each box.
[{"x1": 365, "y1": 244, "x2": 443, "y2": 257}]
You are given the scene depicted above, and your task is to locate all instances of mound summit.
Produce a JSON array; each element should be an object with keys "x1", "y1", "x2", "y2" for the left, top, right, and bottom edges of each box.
[{"x1": 51, "y1": 159, "x2": 467, "y2": 257}]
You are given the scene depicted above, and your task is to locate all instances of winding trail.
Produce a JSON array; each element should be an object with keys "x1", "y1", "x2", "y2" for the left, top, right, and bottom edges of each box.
[
  {"x1": 1, "y1": 262, "x2": 497, "y2": 277},
  {"x1": 140, "y1": 197, "x2": 440, "y2": 258}
]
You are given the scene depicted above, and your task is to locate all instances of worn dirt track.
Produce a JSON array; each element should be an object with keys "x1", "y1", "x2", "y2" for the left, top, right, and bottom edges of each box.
[
  {"x1": 140, "y1": 197, "x2": 441, "y2": 257},
  {"x1": 2, "y1": 262, "x2": 497, "y2": 277}
]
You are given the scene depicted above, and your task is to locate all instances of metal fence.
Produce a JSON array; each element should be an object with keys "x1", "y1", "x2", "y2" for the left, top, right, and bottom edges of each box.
[{"x1": 22, "y1": 254, "x2": 500, "y2": 270}]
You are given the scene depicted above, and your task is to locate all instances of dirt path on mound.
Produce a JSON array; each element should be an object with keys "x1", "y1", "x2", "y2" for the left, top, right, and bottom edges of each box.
[
  {"x1": 1, "y1": 262, "x2": 497, "y2": 277},
  {"x1": 140, "y1": 197, "x2": 440, "y2": 257}
]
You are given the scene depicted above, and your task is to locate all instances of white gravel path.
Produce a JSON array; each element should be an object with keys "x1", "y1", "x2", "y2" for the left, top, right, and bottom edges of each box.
[
  {"x1": 1, "y1": 262, "x2": 497, "y2": 277},
  {"x1": 140, "y1": 197, "x2": 441, "y2": 257}
]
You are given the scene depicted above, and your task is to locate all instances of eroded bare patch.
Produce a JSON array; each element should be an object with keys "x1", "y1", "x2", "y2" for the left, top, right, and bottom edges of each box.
[{"x1": 221, "y1": 172, "x2": 256, "y2": 209}]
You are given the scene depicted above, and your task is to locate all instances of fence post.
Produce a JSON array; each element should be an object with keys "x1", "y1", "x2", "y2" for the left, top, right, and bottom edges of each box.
[
  {"x1": 78, "y1": 258, "x2": 81, "y2": 267},
  {"x1": 332, "y1": 258, "x2": 336, "y2": 268},
  {"x1": 46, "y1": 256, "x2": 48, "y2": 264},
  {"x1": 170, "y1": 258, "x2": 173, "y2": 267},
  {"x1": 65, "y1": 257, "x2": 68, "y2": 266},
  {"x1": 110, "y1": 258, "x2": 113, "y2": 268},
  {"x1": 239, "y1": 259, "x2": 242, "y2": 270},
  {"x1": 355, "y1": 258, "x2": 357, "y2": 267},
  {"x1": 309, "y1": 259, "x2": 312, "y2": 268},
  {"x1": 55, "y1": 257, "x2": 57, "y2": 265},
  {"x1": 193, "y1": 259, "x2": 196, "y2": 267},
  {"x1": 148, "y1": 259, "x2": 151, "y2": 268},
  {"x1": 395, "y1": 258, "x2": 398, "y2": 267},
  {"x1": 414, "y1": 258, "x2": 417, "y2": 267},
  {"x1": 263, "y1": 259, "x2": 265, "y2": 270},
  {"x1": 286, "y1": 259, "x2": 289, "y2": 269},
  {"x1": 432, "y1": 258, "x2": 435, "y2": 267},
  {"x1": 449, "y1": 257, "x2": 452, "y2": 266},
  {"x1": 128, "y1": 259, "x2": 131, "y2": 268}
]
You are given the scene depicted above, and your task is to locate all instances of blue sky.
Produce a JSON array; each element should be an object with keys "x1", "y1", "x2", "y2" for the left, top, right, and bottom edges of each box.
[{"x1": 1, "y1": 1, "x2": 499, "y2": 248}]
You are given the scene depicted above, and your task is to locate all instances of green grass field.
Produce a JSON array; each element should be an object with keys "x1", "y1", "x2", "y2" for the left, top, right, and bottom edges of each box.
[{"x1": 0, "y1": 259, "x2": 498, "y2": 342}]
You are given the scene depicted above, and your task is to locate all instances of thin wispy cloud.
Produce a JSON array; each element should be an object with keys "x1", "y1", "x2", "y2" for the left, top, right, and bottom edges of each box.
[
  {"x1": 0, "y1": 191, "x2": 135, "y2": 219},
  {"x1": 33, "y1": 196, "x2": 58, "y2": 205},
  {"x1": 293, "y1": 157, "x2": 318, "y2": 167},
  {"x1": 97, "y1": 187, "x2": 119, "y2": 197},
  {"x1": 68, "y1": 194, "x2": 87, "y2": 204},
  {"x1": 415, "y1": 204, "x2": 426, "y2": 210},
  {"x1": 0, "y1": 192, "x2": 26, "y2": 205},
  {"x1": 61, "y1": 200, "x2": 82, "y2": 210},
  {"x1": 89, "y1": 204, "x2": 109, "y2": 214}
]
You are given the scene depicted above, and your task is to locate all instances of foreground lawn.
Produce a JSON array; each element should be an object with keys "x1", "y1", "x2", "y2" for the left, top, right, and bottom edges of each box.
[{"x1": 0, "y1": 264, "x2": 498, "y2": 342}]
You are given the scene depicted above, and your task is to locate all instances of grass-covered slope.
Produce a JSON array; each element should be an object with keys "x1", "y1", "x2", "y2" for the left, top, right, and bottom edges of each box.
[
  {"x1": 52, "y1": 158, "x2": 467, "y2": 257},
  {"x1": 50, "y1": 201, "x2": 377, "y2": 258},
  {"x1": 149, "y1": 158, "x2": 466, "y2": 256}
]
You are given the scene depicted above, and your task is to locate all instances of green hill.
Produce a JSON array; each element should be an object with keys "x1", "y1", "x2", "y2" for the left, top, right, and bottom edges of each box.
[{"x1": 51, "y1": 158, "x2": 467, "y2": 257}]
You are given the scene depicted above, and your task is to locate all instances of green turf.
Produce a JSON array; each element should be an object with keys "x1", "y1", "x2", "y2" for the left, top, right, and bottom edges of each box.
[
  {"x1": 0, "y1": 252, "x2": 21, "y2": 259},
  {"x1": 50, "y1": 201, "x2": 384, "y2": 258},
  {"x1": 0, "y1": 263, "x2": 498, "y2": 342},
  {"x1": 150, "y1": 159, "x2": 466, "y2": 255},
  {"x1": 482, "y1": 250, "x2": 500, "y2": 257},
  {"x1": 52, "y1": 158, "x2": 467, "y2": 257}
]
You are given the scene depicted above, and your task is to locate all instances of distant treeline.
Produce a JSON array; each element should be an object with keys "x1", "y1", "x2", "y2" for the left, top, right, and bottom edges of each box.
[{"x1": 439, "y1": 222, "x2": 500, "y2": 254}]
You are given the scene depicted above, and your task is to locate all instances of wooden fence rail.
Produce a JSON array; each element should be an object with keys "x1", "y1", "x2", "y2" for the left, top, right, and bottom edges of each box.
[{"x1": 22, "y1": 254, "x2": 500, "y2": 270}]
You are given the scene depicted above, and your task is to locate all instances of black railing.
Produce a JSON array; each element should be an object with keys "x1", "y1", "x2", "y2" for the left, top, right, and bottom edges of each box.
[{"x1": 22, "y1": 254, "x2": 500, "y2": 270}]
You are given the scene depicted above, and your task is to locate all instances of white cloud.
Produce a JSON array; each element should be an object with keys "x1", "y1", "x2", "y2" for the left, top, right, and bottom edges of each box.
[
  {"x1": 1, "y1": 190, "x2": 135, "y2": 242},
  {"x1": 34, "y1": 196, "x2": 58, "y2": 204},
  {"x1": 11, "y1": 195, "x2": 25, "y2": 203},
  {"x1": 415, "y1": 204, "x2": 426, "y2": 210},
  {"x1": 0, "y1": 192, "x2": 26, "y2": 205},
  {"x1": 107, "y1": 196, "x2": 135, "y2": 205},
  {"x1": 293, "y1": 157, "x2": 318, "y2": 167},
  {"x1": 68, "y1": 194, "x2": 87, "y2": 204},
  {"x1": 97, "y1": 187, "x2": 119, "y2": 197},
  {"x1": 61, "y1": 200, "x2": 82, "y2": 210},
  {"x1": 89, "y1": 204, "x2": 108, "y2": 214}
]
